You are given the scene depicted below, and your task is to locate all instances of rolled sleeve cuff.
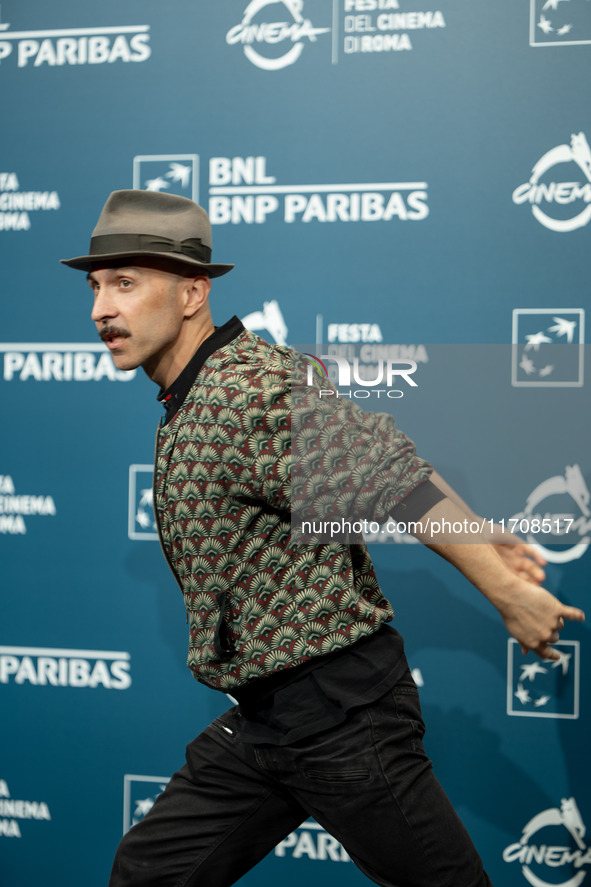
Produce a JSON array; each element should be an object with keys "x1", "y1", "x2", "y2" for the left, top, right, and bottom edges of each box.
[{"x1": 388, "y1": 479, "x2": 446, "y2": 522}]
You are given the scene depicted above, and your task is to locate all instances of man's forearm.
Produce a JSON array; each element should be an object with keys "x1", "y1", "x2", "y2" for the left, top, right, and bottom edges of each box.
[
  {"x1": 412, "y1": 496, "x2": 516, "y2": 608},
  {"x1": 411, "y1": 496, "x2": 585, "y2": 660}
]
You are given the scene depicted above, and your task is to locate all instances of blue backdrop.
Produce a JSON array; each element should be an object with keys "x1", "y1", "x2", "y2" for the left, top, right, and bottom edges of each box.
[{"x1": 1, "y1": 2, "x2": 590, "y2": 886}]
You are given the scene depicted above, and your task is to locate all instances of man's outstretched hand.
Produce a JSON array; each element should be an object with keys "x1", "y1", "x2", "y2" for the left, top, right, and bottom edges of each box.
[
  {"x1": 414, "y1": 497, "x2": 586, "y2": 661},
  {"x1": 491, "y1": 539, "x2": 584, "y2": 657},
  {"x1": 494, "y1": 577, "x2": 585, "y2": 660}
]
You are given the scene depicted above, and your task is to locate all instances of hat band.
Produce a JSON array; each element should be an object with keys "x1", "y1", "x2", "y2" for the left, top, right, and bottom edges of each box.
[{"x1": 89, "y1": 233, "x2": 212, "y2": 264}]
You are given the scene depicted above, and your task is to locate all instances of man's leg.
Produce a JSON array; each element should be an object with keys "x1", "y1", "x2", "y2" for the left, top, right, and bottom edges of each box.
[
  {"x1": 275, "y1": 676, "x2": 492, "y2": 887},
  {"x1": 108, "y1": 708, "x2": 307, "y2": 887}
]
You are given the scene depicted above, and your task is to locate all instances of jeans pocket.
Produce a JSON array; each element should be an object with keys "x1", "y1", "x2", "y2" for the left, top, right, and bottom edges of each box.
[
  {"x1": 209, "y1": 712, "x2": 240, "y2": 743},
  {"x1": 390, "y1": 684, "x2": 426, "y2": 753},
  {"x1": 302, "y1": 768, "x2": 371, "y2": 783}
]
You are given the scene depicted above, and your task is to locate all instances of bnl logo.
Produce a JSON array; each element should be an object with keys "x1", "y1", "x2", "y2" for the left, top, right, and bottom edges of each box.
[
  {"x1": 128, "y1": 465, "x2": 157, "y2": 541},
  {"x1": 512, "y1": 309, "x2": 584, "y2": 387},
  {"x1": 123, "y1": 775, "x2": 169, "y2": 834},
  {"x1": 507, "y1": 639, "x2": 580, "y2": 719},
  {"x1": 133, "y1": 155, "x2": 199, "y2": 202},
  {"x1": 531, "y1": 0, "x2": 591, "y2": 46}
]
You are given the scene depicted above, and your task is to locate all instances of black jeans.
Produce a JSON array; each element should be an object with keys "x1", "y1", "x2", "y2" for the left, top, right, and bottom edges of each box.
[{"x1": 109, "y1": 677, "x2": 492, "y2": 887}]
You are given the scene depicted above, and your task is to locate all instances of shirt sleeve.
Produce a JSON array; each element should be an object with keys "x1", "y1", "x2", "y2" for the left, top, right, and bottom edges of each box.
[
  {"x1": 388, "y1": 479, "x2": 446, "y2": 522},
  {"x1": 235, "y1": 359, "x2": 435, "y2": 523},
  {"x1": 290, "y1": 373, "x2": 434, "y2": 525}
]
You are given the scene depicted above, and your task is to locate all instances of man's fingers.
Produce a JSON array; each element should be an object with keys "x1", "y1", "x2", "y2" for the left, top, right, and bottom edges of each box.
[
  {"x1": 515, "y1": 543, "x2": 547, "y2": 568},
  {"x1": 529, "y1": 547, "x2": 547, "y2": 567},
  {"x1": 528, "y1": 564, "x2": 546, "y2": 585},
  {"x1": 517, "y1": 558, "x2": 545, "y2": 582},
  {"x1": 508, "y1": 546, "x2": 546, "y2": 584},
  {"x1": 562, "y1": 606, "x2": 586, "y2": 623},
  {"x1": 537, "y1": 644, "x2": 560, "y2": 661},
  {"x1": 532, "y1": 606, "x2": 584, "y2": 658}
]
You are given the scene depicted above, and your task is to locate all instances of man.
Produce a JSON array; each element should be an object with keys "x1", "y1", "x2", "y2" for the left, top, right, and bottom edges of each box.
[{"x1": 62, "y1": 189, "x2": 584, "y2": 887}]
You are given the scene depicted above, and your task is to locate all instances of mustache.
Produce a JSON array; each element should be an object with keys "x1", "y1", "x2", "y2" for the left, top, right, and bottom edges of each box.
[{"x1": 99, "y1": 325, "x2": 130, "y2": 341}]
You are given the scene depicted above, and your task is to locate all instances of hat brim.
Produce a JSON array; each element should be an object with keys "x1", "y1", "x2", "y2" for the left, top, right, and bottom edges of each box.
[{"x1": 60, "y1": 249, "x2": 234, "y2": 278}]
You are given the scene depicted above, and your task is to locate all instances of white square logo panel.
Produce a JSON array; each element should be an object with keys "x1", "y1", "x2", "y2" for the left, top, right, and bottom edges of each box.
[
  {"x1": 507, "y1": 639, "x2": 580, "y2": 719},
  {"x1": 512, "y1": 309, "x2": 584, "y2": 387},
  {"x1": 128, "y1": 465, "x2": 157, "y2": 541},
  {"x1": 133, "y1": 154, "x2": 199, "y2": 202},
  {"x1": 530, "y1": 0, "x2": 591, "y2": 46}
]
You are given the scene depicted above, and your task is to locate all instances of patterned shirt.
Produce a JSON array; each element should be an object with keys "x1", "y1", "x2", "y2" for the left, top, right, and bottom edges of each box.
[{"x1": 154, "y1": 318, "x2": 434, "y2": 691}]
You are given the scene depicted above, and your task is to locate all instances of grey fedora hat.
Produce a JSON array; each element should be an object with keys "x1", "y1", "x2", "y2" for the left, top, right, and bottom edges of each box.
[{"x1": 61, "y1": 189, "x2": 234, "y2": 277}]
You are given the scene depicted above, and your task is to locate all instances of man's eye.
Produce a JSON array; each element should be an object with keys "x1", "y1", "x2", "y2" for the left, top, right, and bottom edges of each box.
[{"x1": 120, "y1": 279, "x2": 132, "y2": 288}]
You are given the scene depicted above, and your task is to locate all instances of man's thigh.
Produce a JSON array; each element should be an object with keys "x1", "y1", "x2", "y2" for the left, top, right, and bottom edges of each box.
[
  {"x1": 108, "y1": 708, "x2": 307, "y2": 887},
  {"x1": 283, "y1": 682, "x2": 492, "y2": 887}
]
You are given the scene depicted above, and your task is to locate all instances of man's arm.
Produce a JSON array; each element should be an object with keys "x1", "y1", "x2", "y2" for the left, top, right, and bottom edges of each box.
[
  {"x1": 429, "y1": 470, "x2": 548, "y2": 585},
  {"x1": 411, "y1": 494, "x2": 585, "y2": 661}
]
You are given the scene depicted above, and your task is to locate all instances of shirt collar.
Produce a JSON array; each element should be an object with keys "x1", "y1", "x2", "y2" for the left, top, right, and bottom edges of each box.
[{"x1": 158, "y1": 315, "x2": 244, "y2": 424}]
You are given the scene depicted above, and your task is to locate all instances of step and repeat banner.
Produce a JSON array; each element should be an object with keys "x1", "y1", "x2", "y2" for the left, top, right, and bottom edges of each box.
[{"x1": 1, "y1": 2, "x2": 590, "y2": 885}]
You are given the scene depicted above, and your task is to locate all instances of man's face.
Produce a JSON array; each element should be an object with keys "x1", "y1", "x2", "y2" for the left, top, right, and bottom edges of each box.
[{"x1": 88, "y1": 262, "x2": 192, "y2": 381}]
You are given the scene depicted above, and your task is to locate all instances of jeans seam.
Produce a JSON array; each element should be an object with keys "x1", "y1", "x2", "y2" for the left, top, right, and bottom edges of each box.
[
  {"x1": 366, "y1": 701, "x2": 448, "y2": 887},
  {"x1": 174, "y1": 788, "x2": 276, "y2": 887},
  {"x1": 393, "y1": 689, "x2": 425, "y2": 751}
]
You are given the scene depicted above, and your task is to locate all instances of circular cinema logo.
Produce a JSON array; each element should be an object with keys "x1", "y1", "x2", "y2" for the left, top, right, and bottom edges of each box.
[
  {"x1": 513, "y1": 132, "x2": 591, "y2": 232},
  {"x1": 226, "y1": 0, "x2": 330, "y2": 70},
  {"x1": 503, "y1": 798, "x2": 590, "y2": 887},
  {"x1": 510, "y1": 465, "x2": 591, "y2": 564}
]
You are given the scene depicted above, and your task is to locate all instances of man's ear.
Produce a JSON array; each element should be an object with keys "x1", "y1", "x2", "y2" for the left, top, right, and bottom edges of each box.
[{"x1": 183, "y1": 275, "x2": 211, "y2": 318}]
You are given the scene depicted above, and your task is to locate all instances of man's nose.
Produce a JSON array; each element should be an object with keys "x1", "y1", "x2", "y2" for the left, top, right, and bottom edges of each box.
[{"x1": 91, "y1": 288, "x2": 117, "y2": 322}]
